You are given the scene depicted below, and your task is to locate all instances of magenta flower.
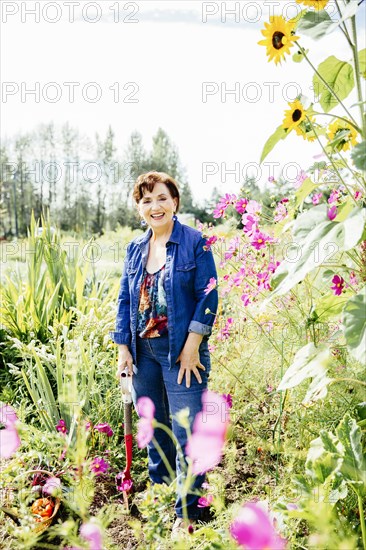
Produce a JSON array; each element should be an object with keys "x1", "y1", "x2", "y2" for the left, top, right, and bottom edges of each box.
[
  {"x1": 0, "y1": 404, "x2": 21, "y2": 458},
  {"x1": 312, "y1": 192, "x2": 322, "y2": 205},
  {"x1": 331, "y1": 275, "x2": 345, "y2": 296},
  {"x1": 186, "y1": 390, "x2": 230, "y2": 474},
  {"x1": 213, "y1": 206, "x2": 226, "y2": 219},
  {"x1": 327, "y1": 205, "x2": 337, "y2": 221},
  {"x1": 136, "y1": 396, "x2": 155, "y2": 449},
  {"x1": 222, "y1": 394, "x2": 233, "y2": 409},
  {"x1": 198, "y1": 494, "x2": 214, "y2": 508},
  {"x1": 250, "y1": 231, "x2": 270, "y2": 250},
  {"x1": 80, "y1": 521, "x2": 103, "y2": 550},
  {"x1": 241, "y1": 213, "x2": 258, "y2": 236},
  {"x1": 42, "y1": 476, "x2": 61, "y2": 496},
  {"x1": 235, "y1": 198, "x2": 248, "y2": 214},
  {"x1": 328, "y1": 189, "x2": 340, "y2": 204},
  {"x1": 90, "y1": 457, "x2": 109, "y2": 476},
  {"x1": 116, "y1": 473, "x2": 133, "y2": 492},
  {"x1": 204, "y1": 235, "x2": 218, "y2": 251},
  {"x1": 94, "y1": 423, "x2": 114, "y2": 437},
  {"x1": 230, "y1": 502, "x2": 287, "y2": 549},
  {"x1": 204, "y1": 277, "x2": 217, "y2": 295},
  {"x1": 257, "y1": 271, "x2": 271, "y2": 291},
  {"x1": 354, "y1": 190, "x2": 363, "y2": 200},
  {"x1": 56, "y1": 419, "x2": 68, "y2": 434}
]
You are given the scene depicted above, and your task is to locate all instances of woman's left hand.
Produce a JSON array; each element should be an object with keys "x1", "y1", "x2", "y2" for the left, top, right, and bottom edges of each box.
[{"x1": 176, "y1": 338, "x2": 205, "y2": 388}]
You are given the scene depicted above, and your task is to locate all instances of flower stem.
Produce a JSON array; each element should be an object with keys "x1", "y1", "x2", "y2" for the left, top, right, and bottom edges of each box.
[
  {"x1": 312, "y1": 111, "x2": 362, "y2": 134},
  {"x1": 329, "y1": 377, "x2": 366, "y2": 388}
]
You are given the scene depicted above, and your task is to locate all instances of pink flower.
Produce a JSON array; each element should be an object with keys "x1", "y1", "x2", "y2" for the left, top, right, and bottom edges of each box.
[
  {"x1": 116, "y1": 472, "x2": 133, "y2": 492},
  {"x1": 208, "y1": 343, "x2": 216, "y2": 352},
  {"x1": 250, "y1": 231, "x2": 270, "y2": 250},
  {"x1": 0, "y1": 404, "x2": 21, "y2": 458},
  {"x1": 241, "y1": 293, "x2": 251, "y2": 306},
  {"x1": 42, "y1": 477, "x2": 61, "y2": 496},
  {"x1": 294, "y1": 170, "x2": 307, "y2": 189},
  {"x1": 246, "y1": 200, "x2": 261, "y2": 215},
  {"x1": 204, "y1": 277, "x2": 217, "y2": 295},
  {"x1": 312, "y1": 192, "x2": 322, "y2": 205},
  {"x1": 56, "y1": 419, "x2": 68, "y2": 434},
  {"x1": 327, "y1": 206, "x2": 337, "y2": 221},
  {"x1": 273, "y1": 203, "x2": 288, "y2": 222},
  {"x1": 235, "y1": 198, "x2": 248, "y2": 214},
  {"x1": 241, "y1": 214, "x2": 258, "y2": 236},
  {"x1": 136, "y1": 397, "x2": 155, "y2": 448},
  {"x1": 354, "y1": 190, "x2": 363, "y2": 201},
  {"x1": 268, "y1": 176, "x2": 275, "y2": 183},
  {"x1": 222, "y1": 394, "x2": 233, "y2": 409},
  {"x1": 349, "y1": 271, "x2": 358, "y2": 286},
  {"x1": 186, "y1": 390, "x2": 230, "y2": 474},
  {"x1": 90, "y1": 457, "x2": 109, "y2": 476},
  {"x1": 331, "y1": 275, "x2": 345, "y2": 296},
  {"x1": 85, "y1": 421, "x2": 92, "y2": 430},
  {"x1": 94, "y1": 423, "x2": 114, "y2": 437},
  {"x1": 328, "y1": 189, "x2": 340, "y2": 204},
  {"x1": 198, "y1": 494, "x2": 214, "y2": 508},
  {"x1": 213, "y1": 206, "x2": 225, "y2": 219},
  {"x1": 203, "y1": 235, "x2": 218, "y2": 251},
  {"x1": 80, "y1": 521, "x2": 103, "y2": 550},
  {"x1": 257, "y1": 271, "x2": 271, "y2": 291},
  {"x1": 230, "y1": 502, "x2": 287, "y2": 549}
]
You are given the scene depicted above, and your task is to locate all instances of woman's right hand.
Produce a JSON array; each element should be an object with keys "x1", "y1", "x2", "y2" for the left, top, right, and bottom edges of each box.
[{"x1": 116, "y1": 345, "x2": 134, "y2": 379}]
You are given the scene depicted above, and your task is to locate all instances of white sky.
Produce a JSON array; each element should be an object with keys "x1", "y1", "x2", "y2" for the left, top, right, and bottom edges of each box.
[{"x1": 1, "y1": 0, "x2": 365, "y2": 204}]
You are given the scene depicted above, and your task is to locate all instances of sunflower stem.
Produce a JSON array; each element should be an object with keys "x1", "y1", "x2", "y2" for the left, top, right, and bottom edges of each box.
[
  {"x1": 350, "y1": 14, "x2": 366, "y2": 138},
  {"x1": 296, "y1": 42, "x2": 359, "y2": 129},
  {"x1": 334, "y1": 0, "x2": 354, "y2": 47}
]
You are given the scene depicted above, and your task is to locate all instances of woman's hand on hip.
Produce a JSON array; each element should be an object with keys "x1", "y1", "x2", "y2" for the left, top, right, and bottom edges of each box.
[
  {"x1": 116, "y1": 345, "x2": 134, "y2": 379},
  {"x1": 176, "y1": 346, "x2": 205, "y2": 388}
]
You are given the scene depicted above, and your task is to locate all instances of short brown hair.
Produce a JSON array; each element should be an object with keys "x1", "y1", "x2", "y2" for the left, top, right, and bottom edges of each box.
[{"x1": 132, "y1": 171, "x2": 180, "y2": 212}]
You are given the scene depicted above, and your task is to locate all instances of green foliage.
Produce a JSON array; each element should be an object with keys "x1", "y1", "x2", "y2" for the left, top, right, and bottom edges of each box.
[
  {"x1": 342, "y1": 288, "x2": 366, "y2": 364},
  {"x1": 313, "y1": 56, "x2": 355, "y2": 113}
]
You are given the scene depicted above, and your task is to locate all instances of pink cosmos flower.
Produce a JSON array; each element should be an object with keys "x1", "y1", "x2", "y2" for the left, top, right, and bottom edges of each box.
[
  {"x1": 0, "y1": 404, "x2": 21, "y2": 458},
  {"x1": 90, "y1": 457, "x2": 109, "y2": 476},
  {"x1": 250, "y1": 231, "x2": 270, "y2": 250},
  {"x1": 94, "y1": 423, "x2": 114, "y2": 437},
  {"x1": 241, "y1": 213, "x2": 258, "y2": 236},
  {"x1": 222, "y1": 394, "x2": 233, "y2": 409},
  {"x1": 268, "y1": 176, "x2": 275, "y2": 183},
  {"x1": 213, "y1": 206, "x2": 225, "y2": 219},
  {"x1": 136, "y1": 396, "x2": 155, "y2": 448},
  {"x1": 312, "y1": 192, "x2": 322, "y2": 205},
  {"x1": 204, "y1": 235, "x2": 218, "y2": 251},
  {"x1": 204, "y1": 277, "x2": 217, "y2": 295},
  {"x1": 198, "y1": 494, "x2": 214, "y2": 508},
  {"x1": 294, "y1": 170, "x2": 307, "y2": 189},
  {"x1": 354, "y1": 190, "x2": 363, "y2": 201},
  {"x1": 56, "y1": 419, "x2": 68, "y2": 434},
  {"x1": 327, "y1": 206, "x2": 337, "y2": 221},
  {"x1": 241, "y1": 293, "x2": 251, "y2": 306},
  {"x1": 246, "y1": 200, "x2": 261, "y2": 215},
  {"x1": 349, "y1": 271, "x2": 358, "y2": 286},
  {"x1": 80, "y1": 521, "x2": 103, "y2": 550},
  {"x1": 186, "y1": 390, "x2": 230, "y2": 474},
  {"x1": 230, "y1": 502, "x2": 287, "y2": 549},
  {"x1": 331, "y1": 275, "x2": 345, "y2": 296},
  {"x1": 273, "y1": 203, "x2": 287, "y2": 223},
  {"x1": 235, "y1": 198, "x2": 248, "y2": 214},
  {"x1": 42, "y1": 477, "x2": 61, "y2": 496},
  {"x1": 328, "y1": 189, "x2": 340, "y2": 204},
  {"x1": 116, "y1": 472, "x2": 133, "y2": 492},
  {"x1": 257, "y1": 271, "x2": 271, "y2": 291}
]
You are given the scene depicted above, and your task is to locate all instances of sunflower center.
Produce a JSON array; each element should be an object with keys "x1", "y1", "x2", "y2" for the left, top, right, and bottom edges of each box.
[
  {"x1": 292, "y1": 109, "x2": 303, "y2": 122},
  {"x1": 272, "y1": 31, "x2": 287, "y2": 50}
]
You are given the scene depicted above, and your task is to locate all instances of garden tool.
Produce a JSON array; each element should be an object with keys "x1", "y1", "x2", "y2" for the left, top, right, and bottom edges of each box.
[{"x1": 119, "y1": 367, "x2": 133, "y2": 510}]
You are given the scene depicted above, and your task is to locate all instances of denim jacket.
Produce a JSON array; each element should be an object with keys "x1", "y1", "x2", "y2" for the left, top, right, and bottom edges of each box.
[{"x1": 109, "y1": 218, "x2": 218, "y2": 369}]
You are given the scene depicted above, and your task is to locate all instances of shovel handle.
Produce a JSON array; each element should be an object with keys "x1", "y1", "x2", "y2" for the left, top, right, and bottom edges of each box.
[{"x1": 124, "y1": 401, "x2": 133, "y2": 436}]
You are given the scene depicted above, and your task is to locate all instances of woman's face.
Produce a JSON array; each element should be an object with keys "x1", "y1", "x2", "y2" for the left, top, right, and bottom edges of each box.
[{"x1": 138, "y1": 182, "x2": 178, "y2": 230}]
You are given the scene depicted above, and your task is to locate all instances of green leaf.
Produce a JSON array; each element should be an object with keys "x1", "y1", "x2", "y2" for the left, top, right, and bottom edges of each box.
[
  {"x1": 302, "y1": 372, "x2": 332, "y2": 406},
  {"x1": 297, "y1": 10, "x2": 336, "y2": 40},
  {"x1": 359, "y1": 49, "x2": 366, "y2": 79},
  {"x1": 336, "y1": 413, "x2": 365, "y2": 487},
  {"x1": 277, "y1": 342, "x2": 331, "y2": 391},
  {"x1": 342, "y1": 287, "x2": 366, "y2": 364},
  {"x1": 260, "y1": 125, "x2": 287, "y2": 164},
  {"x1": 351, "y1": 141, "x2": 366, "y2": 171},
  {"x1": 313, "y1": 56, "x2": 355, "y2": 113},
  {"x1": 293, "y1": 48, "x2": 308, "y2": 63},
  {"x1": 355, "y1": 402, "x2": 366, "y2": 421},
  {"x1": 268, "y1": 206, "x2": 366, "y2": 298},
  {"x1": 295, "y1": 177, "x2": 318, "y2": 207},
  {"x1": 306, "y1": 435, "x2": 342, "y2": 483},
  {"x1": 314, "y1": 289, "x2": 353, "y2": 322}
]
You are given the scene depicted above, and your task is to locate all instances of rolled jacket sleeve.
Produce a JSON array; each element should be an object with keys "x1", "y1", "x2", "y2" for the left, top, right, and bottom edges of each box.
[
  {"x1": 188, "y1": 236, "x2": 218, "y2": 337},
  {"x1": 109, "y1": 243, "x2": 132, "y2": 346}
]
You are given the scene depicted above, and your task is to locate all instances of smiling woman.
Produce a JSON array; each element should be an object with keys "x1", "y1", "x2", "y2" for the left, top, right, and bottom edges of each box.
[{"x1": 109, "y1": 170, "x2": 218, "y2": 528}]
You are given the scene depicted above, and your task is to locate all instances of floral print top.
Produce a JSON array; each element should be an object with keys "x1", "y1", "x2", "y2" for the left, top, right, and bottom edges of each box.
[{"x1": 137, "y1": 264, "x2": 168, "y2": 338}]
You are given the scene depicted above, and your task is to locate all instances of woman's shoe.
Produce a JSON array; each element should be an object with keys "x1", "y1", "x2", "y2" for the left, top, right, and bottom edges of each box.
[{"x1": 171, "y1": 517, "x2": 196, "y2": 540}]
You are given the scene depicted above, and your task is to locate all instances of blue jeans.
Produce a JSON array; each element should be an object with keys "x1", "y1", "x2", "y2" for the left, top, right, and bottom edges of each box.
[{"x1": 132, "y1": 333, "x2": 211, "y2": 519}]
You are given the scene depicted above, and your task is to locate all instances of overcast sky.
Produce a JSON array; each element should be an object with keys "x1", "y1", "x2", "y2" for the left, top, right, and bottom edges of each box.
[{"x1": 1, "y1": 1, "x2": 365, "y2": 204}]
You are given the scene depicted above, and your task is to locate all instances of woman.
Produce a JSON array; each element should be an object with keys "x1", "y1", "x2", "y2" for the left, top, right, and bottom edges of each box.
[{"x1": 109, "y1": 171, "x2": 218, "y2": 533}]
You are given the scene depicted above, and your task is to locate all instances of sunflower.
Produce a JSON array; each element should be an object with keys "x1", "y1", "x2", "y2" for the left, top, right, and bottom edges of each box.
[
  {"x1": 296, "y1": 0, "x2": 330, "y2": 10},
  {"x1": 258, "y1": 15, "x2": 299, "y2": 65},
  {"x1": 282, "y1": 100, "x2": 307, "y2": 133},
  {"x1": 327, "y1": 119, "x2": 358, "y2": 152}
]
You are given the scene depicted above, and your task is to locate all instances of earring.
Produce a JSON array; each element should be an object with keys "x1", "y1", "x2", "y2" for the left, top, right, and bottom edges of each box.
[
  {"x1": 172, "y1": 212, "x2": 177, "y2": 221},
  {"x1": 140, "y1": 219, "x2": 147, "y2": 227}
]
